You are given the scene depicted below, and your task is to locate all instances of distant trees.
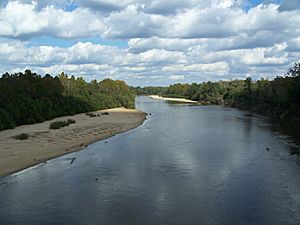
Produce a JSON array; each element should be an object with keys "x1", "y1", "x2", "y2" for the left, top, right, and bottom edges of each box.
[
  {"x1": 0, "y1": 71, "x2": 135, "y2": 131},
  {"x1": 132, "y1": 86, "x2": 168, "y2": 96},
  {"x1": 58, "y1": 73, "x2": 135, "y2": 110},
  {"x1": 166, "y1": 83, "x2": 189, "y2": 98},
  {"x1": 133, "y1": 62, "x2": 300, "y2": 121}
]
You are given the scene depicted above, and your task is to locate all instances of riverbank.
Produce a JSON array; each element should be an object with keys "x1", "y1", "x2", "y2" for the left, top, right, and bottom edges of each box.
[
  {"x1": 149, "y1": 95, "x2": 198, "y2": 103},
  {"x1": 0, "y1": 108, "x2": 146, "y2": 177}
]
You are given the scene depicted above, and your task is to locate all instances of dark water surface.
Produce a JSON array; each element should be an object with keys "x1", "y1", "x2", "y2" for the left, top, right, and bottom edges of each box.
[{"x1": 1, "y1": 96, "x2": 300, "y2": 225}]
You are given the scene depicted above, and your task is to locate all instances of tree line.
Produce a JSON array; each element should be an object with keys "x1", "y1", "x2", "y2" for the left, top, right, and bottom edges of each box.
[
  {"x1": 0, "y1": 70, "x2": 135, "y2": 131},
  {"x1": 132, "y1": 62, "x2": 300, "y2": 121}
]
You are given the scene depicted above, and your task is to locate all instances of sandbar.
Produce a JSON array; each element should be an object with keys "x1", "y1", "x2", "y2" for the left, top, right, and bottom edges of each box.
[
  {"x1": 149, "y1": 95, "x2": 198, "y2": 103},
  {"x1": 0, "y1": 108, "x2": 146, "y2": 177}
]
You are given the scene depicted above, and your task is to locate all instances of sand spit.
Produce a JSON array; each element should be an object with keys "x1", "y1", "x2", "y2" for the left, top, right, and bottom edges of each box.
[
  {"x1": 149, "y1": 95, "x2": 198, "y2": 103},
  {"x1": 0, "y1": 108, "x2": 146, "y2": 177}
]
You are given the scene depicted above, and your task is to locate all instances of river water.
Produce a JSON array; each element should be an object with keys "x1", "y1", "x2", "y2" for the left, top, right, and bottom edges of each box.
[{"x1": 0, "y1": 96, "x2": 300, "y2": 225}]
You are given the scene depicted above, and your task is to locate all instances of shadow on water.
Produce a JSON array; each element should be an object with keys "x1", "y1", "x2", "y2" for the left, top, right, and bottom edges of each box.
[
  {"x1": 225, "y1": 105, "x2": 300, "y2": 157},
  {"x1": 268, "y1": 120, "x2": 300, "y2": 156}
]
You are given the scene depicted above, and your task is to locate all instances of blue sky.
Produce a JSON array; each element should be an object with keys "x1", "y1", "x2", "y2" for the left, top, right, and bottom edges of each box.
[{"x1": 0, "y1": 0, "x2": 299, "y2": 86}]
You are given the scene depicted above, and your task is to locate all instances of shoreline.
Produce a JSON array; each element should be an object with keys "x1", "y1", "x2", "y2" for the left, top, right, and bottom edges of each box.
[
  {"x1": 149, "y1": 95, "x2": 198, "y2": 103},
  {"x1": 0, "y1": 108, "x2": 147, "y2": 178}
]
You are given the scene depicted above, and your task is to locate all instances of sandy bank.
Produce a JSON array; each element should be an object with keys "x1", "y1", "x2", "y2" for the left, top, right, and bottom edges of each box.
[
  {"x1": 0, "y1": 108, "x2": 146, "y2": 177},
  {"x1": 149, "y1": 95, "x2": 198, "y2": 103}
]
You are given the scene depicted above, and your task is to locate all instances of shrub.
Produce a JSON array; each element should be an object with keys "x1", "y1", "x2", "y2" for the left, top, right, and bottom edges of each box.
[
  {"x1": 50, "y1": 119, "x2": 76, "y2": 129},
  {"x1": 14, "y1": 133, "x2": 29, "y2": 140},
  {"x1": 86, "y1": 112, "x2": 97, "y2": 117},
  {"x1": 50, "y1": 121, "x2": 68, "y2": 129},
  {"x1": 67, "y1": 119, "x2": 76, "y2": 124},
  {"x1": 86, "y1": 112, "x2": 101, "y2": 117}
]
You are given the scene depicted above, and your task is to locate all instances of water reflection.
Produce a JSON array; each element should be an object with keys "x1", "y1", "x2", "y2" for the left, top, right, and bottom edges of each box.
[{"x1": 0, "y1": 96, "x2": 300, "y2": 225}]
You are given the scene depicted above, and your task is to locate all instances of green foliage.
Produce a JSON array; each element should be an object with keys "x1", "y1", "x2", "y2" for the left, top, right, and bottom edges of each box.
[
  {"x1": 0, "y1": 70, "x2": 135, "y2": 131},
  {"x1": 135, "y1": 62, "x2": 300, "y2": 121},
  {"x1": 58, "y1": 74, "x2": 136, "y2": 110},
  {"x1": 131, "y1": 86, "x2": 168, "y2": 96},
  {"x1": 166, "y1": 83, "x2": 189, "y2": 98}
]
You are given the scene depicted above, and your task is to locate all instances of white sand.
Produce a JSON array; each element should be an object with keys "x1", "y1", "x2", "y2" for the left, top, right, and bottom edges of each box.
[
  {"x1": 149, "y1": 95, "x2": 198, "y2": 103},
  {"x1": 0, "y1": 108, "x2": 146, "y2": 177}
]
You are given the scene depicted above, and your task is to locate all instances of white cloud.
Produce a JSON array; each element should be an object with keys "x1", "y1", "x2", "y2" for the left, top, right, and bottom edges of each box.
[
  {"x1": 0, "y1": 1, "x2": 105, "y2": 39},
  {"x1": 102, "y1": 5, "x2": 165, "y2": 39},
  {"x1": 1, "y1": 1, "x2": 300, "y2": 43},
  {"x1": 75, "y1": 0, "x2": 135, "y2": 12},
  {"x1": 162, "y1": 62, "x2": 229, "y2": 74},
  {"x1": 0, "y1": 38, "x2": 294, "y2": 86},
  {"x1": 138, "y1": 49, "x2": 186, "y2": 64},
  {"x1": 128, "y1": 37, "x2": 205, "y2": 52},
  {"x1": 169, "y1": 75, "x2": 185, "y2": 80},
  {"x1": 0, "y1": 0, "x2": 299, "y2": 85},
  {"x1": 141, "y1": 0, "x2": 195, "y2": 15}
]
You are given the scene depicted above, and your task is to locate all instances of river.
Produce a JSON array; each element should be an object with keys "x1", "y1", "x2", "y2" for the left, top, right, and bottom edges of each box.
[{"x1": 0, "y1": 96, "x2": 300, "y2": 225}]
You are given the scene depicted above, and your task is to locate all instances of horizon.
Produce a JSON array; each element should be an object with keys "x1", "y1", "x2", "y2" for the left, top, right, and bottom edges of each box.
[
  {"x1": 2, "y1": 68, "x2": 290, "y2": 88},
  {"x1": 0, "y1": 0, "x2": 299, "y2": 86}
]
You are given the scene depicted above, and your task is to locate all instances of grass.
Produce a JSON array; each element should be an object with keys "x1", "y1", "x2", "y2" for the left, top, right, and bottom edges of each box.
[
  {"x1": 50, "y1": 119, "x2": 76, "y2": 129},
  {"x1": 14, "y1": 133, "x2": 29, "y2": 140}
]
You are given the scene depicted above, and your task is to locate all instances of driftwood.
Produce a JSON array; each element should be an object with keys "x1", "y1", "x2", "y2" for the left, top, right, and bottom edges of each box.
[{"x1": 70, "y1": 157, "x2": 76, "y2": 164}]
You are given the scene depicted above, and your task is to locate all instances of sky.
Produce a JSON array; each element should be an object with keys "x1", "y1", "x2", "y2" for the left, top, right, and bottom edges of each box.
[{"x1": 0, "y1": 0, "x2": 299, "y2": 86}]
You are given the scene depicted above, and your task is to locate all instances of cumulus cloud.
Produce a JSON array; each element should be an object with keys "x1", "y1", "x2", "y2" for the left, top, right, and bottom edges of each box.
[
  {"x1": 2, "y1": 0, "x2": 74, "y2": 10},
  {"x1": 102, "y1": 5, "x2": 165, "y2": 39},
  {"x1": 0, "y1": 0, "x2": 299, "y2": 85},
  {"x1": 75, "y1": 0, "x2": 135, "y2": 12},
  {"x1": 169, "y1": 75, "x2": 185, "y2": 81},
  {"x1": 0, "y1": 38, "x2": 294, "y2": 86},
  {"x1": 1, "y1": 1, "x2": 300, "y2": 42},
  {"x1": 162, "y1": 62, "x2": 229, "y2": 73},
  {"x1": 128, "y1": 37, "x2": 212, "y2": 53},
  {"x1": 141, "y1": 0, "x2": 195, "y2": 15},
  {"x1": 75, "y1": 0, "x2": 202, "y2": 14},
  {"x1": 0, "y1": 1, "x2": 105, "y2": 39}
]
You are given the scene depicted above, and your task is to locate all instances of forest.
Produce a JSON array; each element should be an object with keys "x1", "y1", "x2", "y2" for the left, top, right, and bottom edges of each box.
[
  {"x1": 133, "y1": 62, "x2": 300, "y2": 122},
  {"x1": 1, "y1": 63, "x2": 299, "y2": 131},
  {"x1": 0, "y1": 70, "x2": 135, "y2": 131}
]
